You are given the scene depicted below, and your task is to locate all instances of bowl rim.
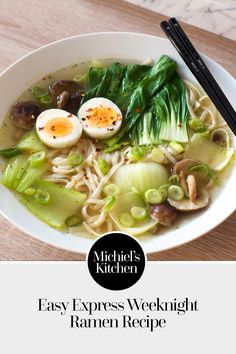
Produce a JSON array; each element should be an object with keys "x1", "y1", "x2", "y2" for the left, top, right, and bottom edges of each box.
[{"x1": 0, "y1": 31, "x2": 235, "y2": 255}]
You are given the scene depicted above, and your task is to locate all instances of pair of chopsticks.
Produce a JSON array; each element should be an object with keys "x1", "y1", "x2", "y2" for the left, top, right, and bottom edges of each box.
[{"x1": 160, "y1": 18, "x2": 236, "y2": 136}]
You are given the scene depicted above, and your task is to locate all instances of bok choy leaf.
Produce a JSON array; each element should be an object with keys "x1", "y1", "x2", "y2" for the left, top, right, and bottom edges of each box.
[
  {"x1": 105, "y1": 55, "x2": 177, "y2": 146},
  {"x1": 129, "y1": 73, "x2": 190, "y2": 145}
]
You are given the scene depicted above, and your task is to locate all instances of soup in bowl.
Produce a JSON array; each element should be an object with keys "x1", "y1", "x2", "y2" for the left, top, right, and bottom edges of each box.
[{"x1": 0, "y1": 32, "x2": 235, "y2": 254}]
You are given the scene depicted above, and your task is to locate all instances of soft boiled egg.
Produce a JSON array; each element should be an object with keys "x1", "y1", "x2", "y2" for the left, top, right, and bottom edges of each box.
[
  {"x1": 78, "y1": 97, "x2": 122, "y2": 140},
  {"x1": 36, "y1": 109, "x2": 82, "y2": 148}
]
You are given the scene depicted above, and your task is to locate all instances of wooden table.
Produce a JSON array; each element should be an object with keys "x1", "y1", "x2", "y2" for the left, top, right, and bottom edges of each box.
[{"x1": 0, "y1": 0, "x2": 235, "y2": 260}]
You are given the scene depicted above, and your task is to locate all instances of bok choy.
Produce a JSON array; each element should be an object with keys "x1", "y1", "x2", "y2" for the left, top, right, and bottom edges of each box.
[
  {"x1": 105, "y1": 55, "x2": 177, "y2": 146},
  {"x1": 129, "y1": 73, "x2": 190, "y2": 144}
]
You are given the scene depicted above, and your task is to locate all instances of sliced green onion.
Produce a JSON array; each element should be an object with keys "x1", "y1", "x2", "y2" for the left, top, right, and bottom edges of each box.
[
  {"x1": 24, "y1": 187, "x2": 36, "y2": 196},
  {"x1": 67, "y1": 154, "x2": 83, "y2": 167},
  {"x1": 65, "y1": 215, "x2": 83, "y2": 227},
  {"x1": 130, "y1": 206, "x2": 147, "y2": 221},
  {"x1": 98, "y1": 159, "x2": 110, "y2": 175},
  {"x1": 168, "y1": 175, "x2": 179, "y2": 185},
  {"x1": 29, "y1": 151, "x2": 46, "y2": 168},
  {"x1": 0, "y1": 148, "x2": 22, "y2": 159},
  {"x1": 168, "y1": 185, "x2": 184, "y2": 201},
  {"x1": 169, "y1": 141, "x2": 185, "y2": 155},
  {"x1": 32, "y1": 86, "x2": 49, "y2": 99},
  {"x1": 34, "y1": 189, "x2": 51, "y2": 205},
  {"x1": 130, "y1": 146, "x2": 146, "y2": 161},
  {"x1": 119, "y1": 212, "x2": 134, "y2": 227},
  {"x1": 103, "y1": 183, "x2": 121, "y2": 196},
  {"x1": 103, "y1": 195, "x2": 116, "y2": 213},
  {"x1": 73, "y1": 73, "x2": 87, "y2": 84},
  {"x1": 145, "y1": 189, "x2": 163, "y2": 204},
  {"x1": 189, "y1": 164, "x2": 213, "y2": 178},
  {"x1": 151, "y1": 147, "x2": 165, "y2": 163},
  {"x1": 158, "y1": 184, "x2": 169, "y2": 200},
  {"x1": 189, "y1": 118, "x2": 206, "y2": 133},
  {"x1": 39, "y1": 96, "x2": 52, "y2": 105}
]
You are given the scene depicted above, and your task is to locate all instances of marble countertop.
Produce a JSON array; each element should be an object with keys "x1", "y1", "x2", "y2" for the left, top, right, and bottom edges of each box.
[{"x1": 125, "y1": 0, "x2": 236, "y2": 41}]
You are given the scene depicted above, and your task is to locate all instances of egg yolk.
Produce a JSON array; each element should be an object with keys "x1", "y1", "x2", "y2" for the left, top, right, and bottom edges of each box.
[
  {"x1": 44, "y1": 118, "x2": 73, "y2": 137},
  {"x1": 85, "y1": 106, "x2": 121, "y2": 127}
]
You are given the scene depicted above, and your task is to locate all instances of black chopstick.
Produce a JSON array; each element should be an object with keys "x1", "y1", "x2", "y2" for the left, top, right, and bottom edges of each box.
[
  {"x1": 168, "y1": 18, "x2": 236, "y2": 120},
  {"x1": 160, "y1": 18, "x2": 236, "y2": 136}
]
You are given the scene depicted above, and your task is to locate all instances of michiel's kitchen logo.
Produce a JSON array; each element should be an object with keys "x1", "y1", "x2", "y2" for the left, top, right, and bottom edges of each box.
[{"x1": 87, "y1": 232, "x2": 146, "y2": 290}]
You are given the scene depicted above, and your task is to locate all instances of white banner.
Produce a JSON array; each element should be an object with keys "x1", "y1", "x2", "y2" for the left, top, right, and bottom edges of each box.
[{"x1": 0, "y1": 262, "x2": 235, "y2": 353}]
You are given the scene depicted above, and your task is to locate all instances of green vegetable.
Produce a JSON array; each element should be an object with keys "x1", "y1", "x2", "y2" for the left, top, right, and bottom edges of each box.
[
  {"x1": 130, "y1": 206, "x2": 147, "y2": 221},
  {"x1": 103, "y1": 183, "x2": 121, "y2": 196},
  {"x1": 103, "y1": 141, "x2": 130, "y2": 153},
  {"x1": 35, "y1": 189, "x2": 51, "y2": 205},
  {"x1": 153, "y1": 74, "x2": 190, "y2": 143},
  {"x1": 82, "y1": 62, "x2": 150, "y2": 110},
  {"x1": 169, "y1": 141, "x2": 185, "y2": 155},
  {"x1": 16, "y1": 160, "x2": 49, "y2": 193},
  {"x1": 65, "y1": 215, "x2": 83, "y2": 227},
  {"x1": 1, "y1": 155, "x2": 28, "y2": 189},
  {"x1": 98, "y1": 159, "x2": 110, "y2": 175},
  {"x1": 168, "y1": 175, "x2": 179, "y2": 185},
  {"x1": 31, "y1": 86, "x2": 52, "y2": 105},
  {"x1": 189, "y1": 164, "x2": 214, "y2": 178},
  {"x1": 106, "y1": 55, "x2": 177, "y2": 146},
  {"x1": 112, "y1": 162, "x2": 168, "y2": 194},
  {"x1": 0, "y1": 148, "x2": 22, "y2": 159},
  {"x1": 109, "y1": 192, "x2": 157, "y2": 235},
  {"x1": 129, "y1": 73, "x2": 189, "y2": 145},
  {"x1": 119, "y1": 212, "x2": 134, "y2": 227},
  {"x1": 103, "y1": 195, "x2": 116, "y2": 212},
  {"x1": 29, "y1": 151, "x2": 46, "y2": 167},
  {"x1": 17, "y1": 129, "x2": 47, "y2": 153},
  {"x1": 129, "y1": 111, "x2": 161, "y2": 146},
  {"x1": 82, "y1": 63, "x2": 124, "y2": 104},
  {"x1": 116, "y1": 64, "x2": 151, "y2": 110},
  {"x1": 130, "y1": 146, "x2": 146, "y2": 161},
  {"x1": 144, "y1": 189, "x2": 163, "y2": 204},
  {"x1": 24, "y1": 187, "x2": 36, "y2": 196},
  {"x1": 151, "y1": 147, "x2": 165, "y2": 163},
  {"x1": 1, "y1": 153, "x2": 48, "y2": 192},
  {"x1": 40, "y1": 96, "x2": 52, "y2": 105},
  {"x1": 67, "y1": 154, "x2": 83, "y2": 167},
  {"x1": 158, "y1": 184, "x2": 169, "y2": 200},
  {"x1": 21, "y1": 179, "x2": 86, "y2": 229},
  {"x1": 189, "y1": 118, "x2": 206, "y2": 133},
  {"x1": 168, "y1": 185, "x2": 184, "y2": 201},
  {"x1": 32, "y1": 86, "x2": 49, "y2": 99}
]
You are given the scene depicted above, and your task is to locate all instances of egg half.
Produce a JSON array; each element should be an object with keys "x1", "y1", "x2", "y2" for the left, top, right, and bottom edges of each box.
[
  {"x1": 78, "y1": 97, "x2": 122, "y2": 140},
  {"x1": 36, "y1": 109, "x2": 82, "y2": 148}
]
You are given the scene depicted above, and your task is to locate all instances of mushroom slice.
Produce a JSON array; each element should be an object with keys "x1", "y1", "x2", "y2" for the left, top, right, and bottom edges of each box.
[
  {"x1": 179, "y1": 170, "x2": 188, "y2": 194},
  {"x1": 186, "y1": 174, "x2": 197, "y2": 202},
  {"x1": 10, "y1": 101, "x2": 42, "y2": 130},
  {"x1": 173, "y1": 158, "x2": 199, "y2": 175},
  {"x1": 150, "y1": 204, "x2": 177, "y2": 227},
  {"x1": 168, "y1": 189, "x2": 209, "y2": 211},
  {"x1": 173, "y1": 158, "x2": 210, "y2": 188},
  {"x1": 49, "y1": 80, "x2": 83, "y2": 114}
]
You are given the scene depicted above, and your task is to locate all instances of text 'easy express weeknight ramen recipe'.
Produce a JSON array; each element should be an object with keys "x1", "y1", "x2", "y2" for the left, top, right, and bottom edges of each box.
[{"x1": 0, "y1": 56, "x2": 235, "y2": 238}]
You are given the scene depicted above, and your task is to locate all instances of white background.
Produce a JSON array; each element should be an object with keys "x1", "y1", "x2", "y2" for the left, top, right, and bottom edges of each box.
[{"x1": 0, "y1": 262, "x2": 235, "y2": 353}]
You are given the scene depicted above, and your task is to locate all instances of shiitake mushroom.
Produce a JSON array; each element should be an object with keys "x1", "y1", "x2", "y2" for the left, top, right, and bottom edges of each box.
[
  {"x1": 10, "y1": 101, "x2": 42, "y2": 130},
  {"x1": 49, "y1": 80, "x2": 84, "y2": 115},
  {"x1": 150, "y1": 203, "x2": 177, "y2": 227}
]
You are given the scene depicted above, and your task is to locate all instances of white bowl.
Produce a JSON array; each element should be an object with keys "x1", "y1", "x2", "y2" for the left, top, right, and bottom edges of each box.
[{"x1": 0, "y1": 32, "x2": 235, "y2": 254}]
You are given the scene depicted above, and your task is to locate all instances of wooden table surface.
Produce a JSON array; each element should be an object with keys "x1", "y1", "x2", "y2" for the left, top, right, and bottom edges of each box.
[{"x1": 0, "y1": 0, "x2": 236, "y2": 261}]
